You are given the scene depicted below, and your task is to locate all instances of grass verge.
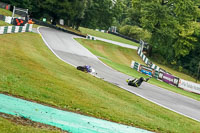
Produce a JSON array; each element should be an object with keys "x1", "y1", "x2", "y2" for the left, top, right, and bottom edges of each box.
[
  {"x1": 75, "y1": 38, "x2": 200, "y2": 101},
  {"x1": 0, "y1": 20, "x2": 12, "y2": 26},
  {"x1": 79, "y1": 27, "x2": 139, "y2": 46},
  {"x1": 57, "y1": 25, "x2": 86, "y2": 36},
  {"x1": 0, "y1": 33, "x2": 200, "y2": 133},
  {"x1": 0, "y1": 8, "x2": 19, "y2": 17},
  {"x1": 0, "y1": 114, "x2": 63, "y2": 133}
]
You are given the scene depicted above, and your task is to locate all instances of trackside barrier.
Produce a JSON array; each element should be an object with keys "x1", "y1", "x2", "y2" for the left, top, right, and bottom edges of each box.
[
  {"x1": 137, "y1": 47, "x2": 160, "y2": 71},
  {"x1": 134, "y1": 47, "x2": 200, "y2": 94},
  {"x1": 86, "y1": 35, "x2": 96, "y2": 40},
  {"x1": 108, "y1": 31, "x2": 140, "y2": 44},
  {"x1": 95, "y1": 29, "x2": 108, "y2": 33},
  {"x1": 131, "y1": 61, "x2": 140, "y2": 71},
  {"x1": 131, "y1": 60, "x2": 200, "y2": 95},
  {"x1": 0, "y1": 24, "x2": 32, "y2": 34},
  {"x1": 178, "y1": 79, "x2": 200, "y2": 94},
  {"x1": 0, "y1": 15, "x2": 26, "y2": 24},
  {"x1": 32, "y1": 18, "x2": 86, "y2": 38},
  {"x1": 131, "y1": 61, "x2": 159, "y2": 78},
  {"x1": 158, "y1": 72, "x2": 179, "y2": 86}
]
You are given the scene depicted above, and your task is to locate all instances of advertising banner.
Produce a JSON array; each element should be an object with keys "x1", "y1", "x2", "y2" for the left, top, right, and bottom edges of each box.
[
  {"x1": 178, "y1": 79, "x2": 200, "y2": 94},
  {"x1": 139, "y1": 65, "x2": 154, "y2": 76},
  {"x1": 161, "y1": 73, "x2": 179, "y2": 86}
]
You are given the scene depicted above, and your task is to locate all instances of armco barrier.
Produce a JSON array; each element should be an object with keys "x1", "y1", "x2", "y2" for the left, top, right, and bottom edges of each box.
[
  {"x1": 32, "y1": 18, "x2": 86, "y2": 38},
  {"x1": 178, "y1": 79, "x2": 200, "y2": 94},
  {"x1": 86, "y1": 35, "x2": 96, "y2": 40},
  {"x1": 108, "y1": 31, "x2": 140, "y2": 44},
  {"x1": 0, "y1": 24, "x2": 32, "y2": 34}
]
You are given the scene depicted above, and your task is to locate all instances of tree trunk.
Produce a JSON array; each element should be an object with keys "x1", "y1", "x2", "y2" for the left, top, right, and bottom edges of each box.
[{"x1": 147, "y1": 45, "x2": 152, "y2": 57}]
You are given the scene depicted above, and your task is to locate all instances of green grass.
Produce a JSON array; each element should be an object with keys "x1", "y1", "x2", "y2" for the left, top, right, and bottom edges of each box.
[
  {"x1": 0, "y1": 116, "x2": 62, "y2": 133},
  {"x1": 75, "y1": 38, "x2": 200, "y2": 101},
  {"x1": 79, "y1": 27, "x2": 139, "y2": 46},
  {"x1": 0, "y1": 8, "x2": 13, "y2": 16},
  {"x1": 0, "y1": 8, "x2": 19, "y2": 17},
  {"x1": 0, "y1": 20, "x2": 12, "y2": 26},
  {"x1": 1, "y1": 33, "x2": 200, "y2": 133},
  {"x1": 57, "y1": 25, "x2": 86, "y2": 36}
]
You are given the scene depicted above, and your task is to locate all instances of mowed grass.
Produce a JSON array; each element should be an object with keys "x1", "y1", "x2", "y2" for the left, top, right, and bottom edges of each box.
[
  {"x1": 0, "y1": 33, "x2": 200, "y2": 133},
  {"x1": 75, "y1": 38, "x2": 200, "y2": 101},
  {"x1": 0, "y1": 8, "x2": 13, "y2": 16},
  {"x1": 57, "y1": 25, "x2": 86, "y2": 36},
  {"x1": 79, "y1": 27, "x2": 139, "y2": 46},
  {"x1": 0, "y1": 20, "x2": 12, "y2": 26},
  {"x1": 0, "y1": 117, "x2": 62, "y2": 133},
  {"x1": 0, "y1": 8, "x2": 19, "y2": 17}
]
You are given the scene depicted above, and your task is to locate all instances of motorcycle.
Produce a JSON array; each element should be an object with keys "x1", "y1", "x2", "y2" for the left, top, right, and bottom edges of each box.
[{"x1": 126, "y1": 77, "x2": 151, "y2": 87}]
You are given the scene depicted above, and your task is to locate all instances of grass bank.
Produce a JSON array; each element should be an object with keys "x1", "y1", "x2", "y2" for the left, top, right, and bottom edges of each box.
[
  {"x1": 0, "y1": 33, "x2": 200, "y2": 133},
  {"x1": 0, "y1": 8, "x2": 19, "y2": 17},
  {"x1": 75, "y1": 38, "x2": 200, "y2": 101},
  {"x1": 0, "y1": 8, "x2": 13, "y2": 16},
  {"x1": 79, "y1": 27, "x2": 139, "y2": 46},
  {"x1": 0, "y1": 20, "x2": 12, "y2": 26}
]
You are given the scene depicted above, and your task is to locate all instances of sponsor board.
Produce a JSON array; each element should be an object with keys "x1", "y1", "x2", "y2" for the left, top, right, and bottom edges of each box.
[
  {"x1": 139, "y1": 65, "x2": 154, "y2": 76},
  {"x1": 159, "y1": 72, "x2": 179, "y2": 86},
  {"x1": 178, "y1": 79, "x2": 200, "y2": 94}
]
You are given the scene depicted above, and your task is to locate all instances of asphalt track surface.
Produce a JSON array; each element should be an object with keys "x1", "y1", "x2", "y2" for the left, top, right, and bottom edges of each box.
[{"x1": 39, "y1": 27, "x2": 200, "y2": 122}]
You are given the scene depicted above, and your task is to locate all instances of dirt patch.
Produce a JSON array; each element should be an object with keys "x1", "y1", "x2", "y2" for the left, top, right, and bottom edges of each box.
[{"x1": 0, "y1": 113, "x2": 68, "y2": 133}]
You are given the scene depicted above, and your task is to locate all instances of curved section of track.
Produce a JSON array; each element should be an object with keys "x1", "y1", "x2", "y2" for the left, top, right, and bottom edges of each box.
[{"x1": 39, "y1": 27, "x2": 200, "y2": 122}]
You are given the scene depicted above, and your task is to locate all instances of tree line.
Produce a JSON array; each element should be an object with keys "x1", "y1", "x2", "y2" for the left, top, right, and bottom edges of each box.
[
  {"x1": 2, "y1": 0, "x2": 120, "y2": 30},
  {"x1": 2, "y1": 0, "x2": 200, "y2": 79}
]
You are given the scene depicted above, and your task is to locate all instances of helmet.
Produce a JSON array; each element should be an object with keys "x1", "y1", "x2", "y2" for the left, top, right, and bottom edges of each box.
[{"x1": 126, "y1": 79, "x2": 131, "y2": 83}]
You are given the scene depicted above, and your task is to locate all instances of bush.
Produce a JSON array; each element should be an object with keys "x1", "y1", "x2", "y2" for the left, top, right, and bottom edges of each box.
[
  {"x1": 119, "y1": 25, "x2": 151, "y2": 42},
  {"x1": 119, "y1": 25, "x2": 132, "y2": 36}
]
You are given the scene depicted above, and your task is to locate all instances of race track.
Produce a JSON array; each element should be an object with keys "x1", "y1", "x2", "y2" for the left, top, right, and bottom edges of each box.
[{"x1": 39, "y1": 27, "x2": 200, "y2": 122}]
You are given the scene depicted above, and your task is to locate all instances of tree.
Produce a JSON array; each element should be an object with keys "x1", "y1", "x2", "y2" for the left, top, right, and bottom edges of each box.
[
  {"x1": 131, "y1": 0, "x2": 199, "y2": 77},
  {"x1": 132, "y1": 0, "x2": 198, "y2": 61},
  {"x1": 81, "y1": 0, "x2": 115, "y2": 29}
]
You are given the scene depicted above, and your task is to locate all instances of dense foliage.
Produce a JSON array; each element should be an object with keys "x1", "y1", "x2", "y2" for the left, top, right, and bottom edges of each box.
[{"x1": 130, "y1": 0, "x2": 200, "y2": 78}]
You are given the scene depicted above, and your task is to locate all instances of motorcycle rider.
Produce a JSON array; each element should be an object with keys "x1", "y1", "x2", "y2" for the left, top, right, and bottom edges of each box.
[{"x1": 126, "y1": 77, "x2": 151, "y2": 87}]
